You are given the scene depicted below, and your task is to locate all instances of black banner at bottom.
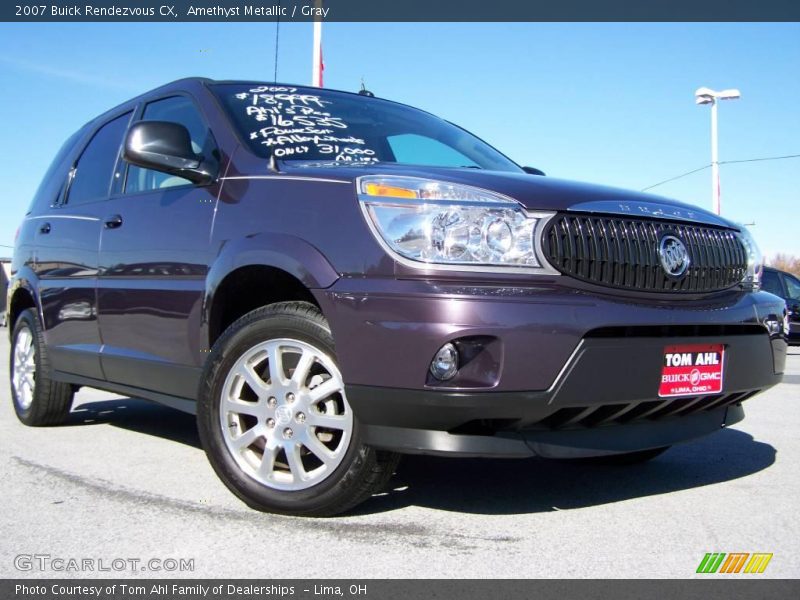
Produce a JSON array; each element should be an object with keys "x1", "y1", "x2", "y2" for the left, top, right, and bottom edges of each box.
[{"x1": 3, "y1": 579, "x2": 799, "y2": 600}]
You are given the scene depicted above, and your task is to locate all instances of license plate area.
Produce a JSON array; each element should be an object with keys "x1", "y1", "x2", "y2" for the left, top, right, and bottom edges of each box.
[{"x1": 659, "y1": 343, "x2": 725, "y2": 398}]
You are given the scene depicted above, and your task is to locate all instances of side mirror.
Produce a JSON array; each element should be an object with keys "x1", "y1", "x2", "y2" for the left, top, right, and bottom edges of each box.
[
  {"x1": 522, "y1": 166, "x2": 546, "y2": 176},
  {"x1": 123, "y1": 121, "x2": 216, "y2": 185}
]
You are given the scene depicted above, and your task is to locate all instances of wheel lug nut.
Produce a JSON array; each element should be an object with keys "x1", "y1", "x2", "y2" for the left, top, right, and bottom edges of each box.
[
  {"x1": 268, "y1": 397, "x2": 277, "y2": 408},
  {"x1": 296, "y1": 412, "x2": 306, "y2": 423},
  {"x1": 267, "y1": 418, "x2": 275, "y2": 428},
  {"x1": 283, "y1": 428, "x2": 293, "y2": 439},
  {"x1": 287, "y1": 393, "x2": 295, "y2": 403}
]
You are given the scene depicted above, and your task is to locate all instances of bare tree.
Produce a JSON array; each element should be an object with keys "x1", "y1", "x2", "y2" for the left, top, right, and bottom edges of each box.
[{"x1": 768, "y1": 253, "x2": 800, "y2": 277}]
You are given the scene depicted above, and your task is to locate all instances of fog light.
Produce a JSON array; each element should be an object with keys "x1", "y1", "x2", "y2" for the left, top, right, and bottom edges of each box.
[{"x1": 430, "y1": 343, "x2": 459, "y2": 381}]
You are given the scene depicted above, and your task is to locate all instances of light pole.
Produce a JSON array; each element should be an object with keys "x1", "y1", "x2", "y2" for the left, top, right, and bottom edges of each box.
[{"x1": 695, "y1": 87, "x2": 741, "y2": 215}]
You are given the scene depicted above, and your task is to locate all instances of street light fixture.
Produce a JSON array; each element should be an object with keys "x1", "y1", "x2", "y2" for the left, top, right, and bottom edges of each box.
[{"x1": 695, "y1": 87, "x2": 741, "y2": 215}]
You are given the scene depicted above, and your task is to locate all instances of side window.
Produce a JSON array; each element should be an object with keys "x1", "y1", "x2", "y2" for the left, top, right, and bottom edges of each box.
[
  {"x1": 125, "y1": 96, "x2": 211, "y2": 193},
  {"x1": 784, "y1": 274, "x2": 800, "y2": 301},
  {"x1": 67, "y1": 112, "x2": 132, "y2": 205},
  {"x1": 387, "y1": 133, "x2": 479, "y2": 168},
  {"x1": 761, "y1": 270, "x2": 784, "y2": 297}
]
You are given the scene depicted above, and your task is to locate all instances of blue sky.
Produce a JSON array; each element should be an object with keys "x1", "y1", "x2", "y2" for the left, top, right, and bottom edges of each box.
[{"x1": 0, "y1": 22, "x2": 798, "y2": 258}]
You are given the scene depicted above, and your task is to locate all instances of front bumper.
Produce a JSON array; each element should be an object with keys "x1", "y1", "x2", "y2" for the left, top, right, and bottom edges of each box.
[
  {"x1": 315, "y1": 281, "x2": 786, "y2": 457},
  {"x1": 347, "y1": 332, "x2": 775, "y2": 458}
]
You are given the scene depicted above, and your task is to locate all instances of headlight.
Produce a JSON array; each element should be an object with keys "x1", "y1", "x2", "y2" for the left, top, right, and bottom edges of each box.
[
  {"x1": 357, "y1": 176, "x2": 556, "y2": 273},
  {"x1": 735, "y1": 225, "x2": 762, "y2": 290}
]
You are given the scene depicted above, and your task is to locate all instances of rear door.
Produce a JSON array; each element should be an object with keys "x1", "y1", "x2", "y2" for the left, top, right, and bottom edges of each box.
[
  {"x1": 34, "y1": 112, "x2": 132, "y2": 379},
  {"x1": 97, "y1": 95, "x2": 222, "y2": 398}
]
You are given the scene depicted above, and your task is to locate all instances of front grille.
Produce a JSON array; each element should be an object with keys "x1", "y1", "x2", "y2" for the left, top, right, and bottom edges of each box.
[{"x1": 543, "y1": 213, "x2": 747, "y2": 293}]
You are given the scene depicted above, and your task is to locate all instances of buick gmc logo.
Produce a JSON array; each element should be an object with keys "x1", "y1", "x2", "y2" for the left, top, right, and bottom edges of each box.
[{"x1": 659, "y1": 235, "x2": 690, "y2": 277}]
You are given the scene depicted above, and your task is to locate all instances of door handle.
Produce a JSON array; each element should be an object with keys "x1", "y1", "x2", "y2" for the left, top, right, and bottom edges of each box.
[
  {"x1": 39, "y1": 222, "x2": 51, "y2": 234},
  {"x1": 104, "y1": 215, "x2": 123, "y2": 229}
]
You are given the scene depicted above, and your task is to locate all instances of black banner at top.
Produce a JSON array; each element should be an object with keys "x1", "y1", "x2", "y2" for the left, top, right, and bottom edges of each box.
[{"x1": 3, "y1": 0, "x2": 800, "y2": 22}]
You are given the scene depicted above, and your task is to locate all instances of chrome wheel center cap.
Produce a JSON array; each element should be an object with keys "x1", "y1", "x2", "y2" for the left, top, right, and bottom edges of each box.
[{"x1": 275, "y1": 405, "x2": 293, "y2": 426}]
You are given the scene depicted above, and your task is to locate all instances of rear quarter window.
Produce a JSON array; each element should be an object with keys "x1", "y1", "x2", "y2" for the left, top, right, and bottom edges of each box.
[{"x1": 27, "y1": 129, "x2": 86, "y2": 213}]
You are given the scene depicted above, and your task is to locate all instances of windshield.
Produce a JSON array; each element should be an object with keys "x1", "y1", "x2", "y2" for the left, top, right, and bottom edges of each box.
[{"x1": 212, "y1": 83, "x2": 523, "y2": 172}]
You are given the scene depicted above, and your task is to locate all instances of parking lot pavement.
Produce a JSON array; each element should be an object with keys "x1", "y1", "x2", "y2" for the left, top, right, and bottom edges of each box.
[{"x1": 1, "y1": 330, "x2": 798, "y2": 579}]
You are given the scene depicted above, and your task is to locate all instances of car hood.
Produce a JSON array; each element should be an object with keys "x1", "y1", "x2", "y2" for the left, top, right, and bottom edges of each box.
[{"x1": 279, "y1": 162, "x2": 737, "y2": 229}]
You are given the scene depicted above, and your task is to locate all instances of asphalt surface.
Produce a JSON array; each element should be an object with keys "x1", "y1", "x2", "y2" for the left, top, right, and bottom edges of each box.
[{"x1": 1, "y1": 330, "x2": 798, "y2": 579}]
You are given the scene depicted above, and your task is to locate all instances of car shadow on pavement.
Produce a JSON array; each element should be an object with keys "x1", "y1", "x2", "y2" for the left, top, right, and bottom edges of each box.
[
  {"x1": 65, "y1": 398, "x2": 776, "y2": 517},
  {"x1": 68, "y1": 398, "x2": 202, "y2": 449},
  {"x1": 352, "y1": 427, "x2": 777, "y2": 516}
]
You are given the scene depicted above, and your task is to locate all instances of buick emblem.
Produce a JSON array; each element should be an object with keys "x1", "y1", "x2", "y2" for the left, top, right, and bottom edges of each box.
[
  {"x1": 659, "y1": 235, "x2": 690, "y2": 277},
  {"x1": 275, "y1": 405, "x2": 292, "y2": 426}
]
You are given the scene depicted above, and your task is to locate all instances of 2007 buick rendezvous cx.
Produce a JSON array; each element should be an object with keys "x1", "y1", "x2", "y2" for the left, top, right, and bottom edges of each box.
[{"x1": 7, "y1": 78, "x2": 788, "y2": 516}]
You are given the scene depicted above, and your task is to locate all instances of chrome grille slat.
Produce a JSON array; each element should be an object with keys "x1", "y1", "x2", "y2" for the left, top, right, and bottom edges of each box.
[{"x1": 544, "y1": 214, "x2": 747, "y2": 293}]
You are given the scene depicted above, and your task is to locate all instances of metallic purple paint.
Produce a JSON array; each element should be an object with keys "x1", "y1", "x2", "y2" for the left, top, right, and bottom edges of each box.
[{"x1": 8, "y1": 78, "x2": 788, "y2": 459}]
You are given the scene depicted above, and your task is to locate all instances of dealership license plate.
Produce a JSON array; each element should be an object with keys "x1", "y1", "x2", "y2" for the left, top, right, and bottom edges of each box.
[{"x1": 658, "y1": 344, "x2": 725, "y2": 398}]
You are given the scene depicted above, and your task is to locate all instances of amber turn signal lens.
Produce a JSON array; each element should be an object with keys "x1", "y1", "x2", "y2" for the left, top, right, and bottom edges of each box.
[{"x1": 362, "y1": 183, "x2": 418, "y2": 199}]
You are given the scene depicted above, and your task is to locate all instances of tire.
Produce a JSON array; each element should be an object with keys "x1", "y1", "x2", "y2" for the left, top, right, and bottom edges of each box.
[
  {"x1": 568, "y1": 446, "x2": 671, "y2": 466},
  {"x1": 9, "y1": 308, "x2": 74, "y2": 426},
  {"x1": 197, "y1": 301, "x2": 400, "y2": 517}
]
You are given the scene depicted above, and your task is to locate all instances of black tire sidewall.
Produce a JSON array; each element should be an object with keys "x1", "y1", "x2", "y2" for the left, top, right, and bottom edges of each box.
[
  {"x1": 197, "y1": 305, "x2": 372, "y2": 515},
  {"x1": 10, "y1": 309, "x2": 44, "y2": 423}
]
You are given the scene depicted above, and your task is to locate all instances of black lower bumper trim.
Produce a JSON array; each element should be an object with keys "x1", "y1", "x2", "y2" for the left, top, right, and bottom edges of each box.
[{"x1": 361, "y1": 404, "x2": 744, "y2": 458}]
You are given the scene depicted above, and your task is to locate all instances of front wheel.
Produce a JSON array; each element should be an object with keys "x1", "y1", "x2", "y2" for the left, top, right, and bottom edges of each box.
[{"x1": 197, "y1": 302, "x2": 399, "y2": 517}]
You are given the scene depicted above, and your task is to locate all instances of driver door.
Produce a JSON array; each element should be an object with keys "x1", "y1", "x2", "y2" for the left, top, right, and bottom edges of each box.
[{"x1": 97, "y1": 95, "x2": 222, "y2": 398}]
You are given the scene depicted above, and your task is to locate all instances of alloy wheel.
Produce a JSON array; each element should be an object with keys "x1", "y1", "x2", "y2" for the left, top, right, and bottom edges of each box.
[
  {"x1": 13, "y1": 327, "x2": 36, "y2": 410},
  {"x1": 219, "y1": 338, "x2": 352, "y2": 491}
]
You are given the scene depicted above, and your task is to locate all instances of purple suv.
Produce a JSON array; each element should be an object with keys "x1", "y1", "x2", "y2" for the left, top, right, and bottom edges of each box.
[{"x1": 7, "y1": 79, "x2": 788, "y2": 516}]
